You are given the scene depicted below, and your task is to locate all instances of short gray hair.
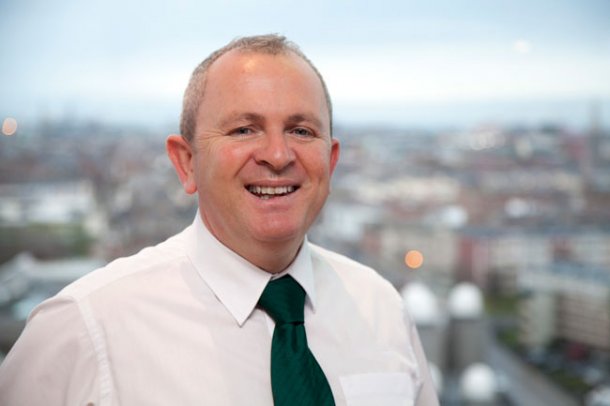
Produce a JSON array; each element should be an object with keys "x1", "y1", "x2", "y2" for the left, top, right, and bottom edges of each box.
[{"x1": 180, "y1": 34, "x2": 333, "y2": 141}]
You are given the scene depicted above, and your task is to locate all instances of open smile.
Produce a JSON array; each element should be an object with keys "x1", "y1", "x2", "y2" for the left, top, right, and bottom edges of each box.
[{"x1": 246, "y1": 185, "x2": 300, "y2": 200}]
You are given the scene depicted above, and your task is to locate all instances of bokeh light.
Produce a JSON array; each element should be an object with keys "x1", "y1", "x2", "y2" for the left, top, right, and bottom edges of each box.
[
  {"x1": 2, "y1": 117, "x2": 18, "y2": 136},
  {"x1": 404, "y1": 250, "x2": 424, "y2": 269}
]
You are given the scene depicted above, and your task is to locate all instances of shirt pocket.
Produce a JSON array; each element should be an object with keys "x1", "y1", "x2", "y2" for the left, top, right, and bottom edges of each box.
[{"x1": 340, "y1": 372, "x2": 416, "y2": 406}]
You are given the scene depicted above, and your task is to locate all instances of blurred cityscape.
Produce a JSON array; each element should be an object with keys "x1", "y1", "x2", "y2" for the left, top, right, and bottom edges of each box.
[{"x1": 1, "y1": 108, "x2": 610, "y2": 405}]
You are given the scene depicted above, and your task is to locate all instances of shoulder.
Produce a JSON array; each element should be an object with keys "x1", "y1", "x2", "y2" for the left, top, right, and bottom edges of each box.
[
  {"x1": 55, "y1": 226, "x2": 193, "y2": 303},
  {"x1": 309, "y1": 242, "x2": 402, "y2": 306},
  {"x1": 308, "y1": 242, "x2": 413, "y2": 356}
]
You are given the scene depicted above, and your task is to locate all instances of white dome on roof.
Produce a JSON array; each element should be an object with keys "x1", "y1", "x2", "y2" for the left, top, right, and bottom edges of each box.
[
  {"x1": 586, "y1": 385, "x2": 610, "y2": 406},
  {"x1": 400, "y1": 282, "x2": 440, "y2": 325},
  {"x1": 460, "y1": 363, "x2": 497, "y2": 402},
  {"x1": 448, "y1": 282, "x2": 483, "y2": 319}
]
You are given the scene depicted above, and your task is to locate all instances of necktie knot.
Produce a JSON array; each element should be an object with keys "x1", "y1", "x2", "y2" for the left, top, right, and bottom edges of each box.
[{"x1": 258, "y1": 275, "x2": 305, "y2": 325}]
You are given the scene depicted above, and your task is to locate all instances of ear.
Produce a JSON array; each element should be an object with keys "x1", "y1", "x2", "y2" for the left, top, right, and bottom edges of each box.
[
  {"x1": 166, "y1": 134, "x2": 197, "y2": 194},
  {"x1": 329, "y1": 138, "x2": 340, "y2": 176}
]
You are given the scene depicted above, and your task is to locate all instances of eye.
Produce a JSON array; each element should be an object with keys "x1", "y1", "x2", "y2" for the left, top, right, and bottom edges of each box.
[
  {"x1": 290, "y1": 127, "x2": 315, "y2": 138},
  {"x1": 230, "y1": 127, "x2": 254, "y2": 136}
]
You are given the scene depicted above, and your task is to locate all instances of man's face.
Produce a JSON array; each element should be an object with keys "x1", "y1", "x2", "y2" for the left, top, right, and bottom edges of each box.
[{"x1": 180, "y1": 50, "x2": 339, "y2": 259}]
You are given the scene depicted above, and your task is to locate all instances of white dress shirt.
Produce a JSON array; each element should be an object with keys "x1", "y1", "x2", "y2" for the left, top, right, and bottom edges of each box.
[{"x1": 0, "y1": 214, "x2": 439, "y2": 405}]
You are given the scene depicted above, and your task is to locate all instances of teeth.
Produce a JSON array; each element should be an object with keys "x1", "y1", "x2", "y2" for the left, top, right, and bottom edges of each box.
[{"x1": 248, "y1": 185, "x2": 295, "y2": 196}]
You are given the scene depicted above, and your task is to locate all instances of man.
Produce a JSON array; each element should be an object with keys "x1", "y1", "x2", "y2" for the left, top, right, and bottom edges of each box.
[{"x1": 0, "y1": 34, "x2": 438, "y2": 405}]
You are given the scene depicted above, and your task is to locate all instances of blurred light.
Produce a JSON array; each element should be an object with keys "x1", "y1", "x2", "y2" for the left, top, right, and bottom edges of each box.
[
  {"x1": 405, "y1": 250, "x2": 424, "y2": 269},
  {"x1": 2, "y1": 117, "x2": 18, "y2": 136},
  {"x1": 460, "y1": 363, "x2": 497, "y2": 402},
  {"x1": 448, "y1": 283, "x2": 483, "y2": 319},
  {"x1": 513, "y1": 39, "x2": 532, "y2": 54},
  {"x1": 505, "y1": 198, "x2": 531, "y2": 218},
  {"x1": 400, "y1": 282, "x2": 440, "y2": 324}
]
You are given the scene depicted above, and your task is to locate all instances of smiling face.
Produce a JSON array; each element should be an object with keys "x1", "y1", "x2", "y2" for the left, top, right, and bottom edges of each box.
[{"x1": 167, "y1": 50, "x2": 339, "y2": 272}]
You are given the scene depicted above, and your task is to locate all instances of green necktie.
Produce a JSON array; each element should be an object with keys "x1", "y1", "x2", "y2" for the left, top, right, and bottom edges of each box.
[{"x1": 258, "y1": 275, "x2": 335, "y2": 406}]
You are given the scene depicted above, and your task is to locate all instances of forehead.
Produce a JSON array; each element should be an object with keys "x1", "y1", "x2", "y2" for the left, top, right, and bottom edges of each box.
[
  {"x1": 207, "y1": 49, "x2": 319, "y2": 86},
  {"x1": 200, "y1": 49, "x2": 329, "y2": 117}
]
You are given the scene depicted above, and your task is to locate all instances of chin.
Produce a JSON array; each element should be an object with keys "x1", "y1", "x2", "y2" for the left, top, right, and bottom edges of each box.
[{"x1": 251, "y1": 224, "x2": 304, "y2": 245}]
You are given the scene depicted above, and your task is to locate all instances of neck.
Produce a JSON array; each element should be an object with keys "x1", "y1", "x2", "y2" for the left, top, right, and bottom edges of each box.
[
  {"x1": 199, "y1": 213, "x2": 303, "y2": 274},
  {"x1": 243, "y1": 240, "x2": 303, "y2": 274}
]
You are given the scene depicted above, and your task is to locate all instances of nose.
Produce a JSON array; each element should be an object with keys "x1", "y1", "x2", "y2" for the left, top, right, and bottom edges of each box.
[{"x1": 254, "y1": 130, "x2": 295, "y2": 171}]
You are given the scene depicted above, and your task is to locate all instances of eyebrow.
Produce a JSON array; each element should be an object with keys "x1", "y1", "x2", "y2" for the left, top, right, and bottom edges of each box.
[
  {"x1": 218, "y1": 112, "x2": 265, "y2": 128},
  {"x1": 286, "y1": 113, "x2": 323, "y2": 130}
]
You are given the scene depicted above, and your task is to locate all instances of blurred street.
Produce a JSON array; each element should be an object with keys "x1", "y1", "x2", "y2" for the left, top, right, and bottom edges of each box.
[{"x1": 486, "y1": 324, "x2": 579, "y2": 406}]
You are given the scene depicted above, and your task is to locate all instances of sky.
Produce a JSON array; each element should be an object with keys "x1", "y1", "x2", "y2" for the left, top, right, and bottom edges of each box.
[{"x1": 1, "y1": 0, "x2": 610, "y2": 130}]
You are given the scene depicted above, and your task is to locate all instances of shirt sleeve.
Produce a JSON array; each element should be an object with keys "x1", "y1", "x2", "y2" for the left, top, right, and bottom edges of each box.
[
  {"x1": 0, "y1": 296, "x2": 101, "y2": 406},
  {"x1": 405, "y1": 310, "x2": 440, "y2": 406}
]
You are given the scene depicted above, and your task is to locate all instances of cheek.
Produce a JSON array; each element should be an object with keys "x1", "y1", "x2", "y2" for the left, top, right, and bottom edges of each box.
[
  {"x1": 303, "y1": 148, "x2": 333, "y2": 177},
  {"x1": 199, "y1": 142, "x2": 250, "y2": 178}
]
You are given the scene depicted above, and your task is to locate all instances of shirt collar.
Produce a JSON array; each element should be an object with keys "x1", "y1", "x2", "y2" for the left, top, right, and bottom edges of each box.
[
  {"x1": 280, "y1": 237, "x2": 317, "y2": 313},
  {"x1": 185, "y1": 212, "x2": 317, "y2": 327}
]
